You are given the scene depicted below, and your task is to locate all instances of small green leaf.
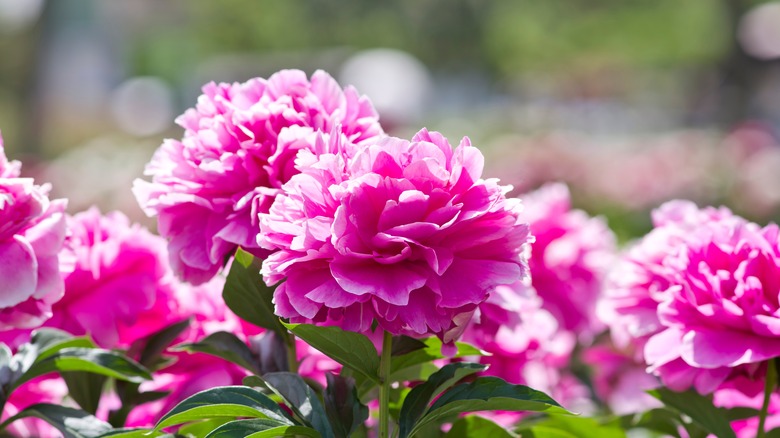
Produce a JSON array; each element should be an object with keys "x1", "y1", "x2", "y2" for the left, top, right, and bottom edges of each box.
[
  {"x1": 323, "y1": 373, "x2": 368, "y2": 438},
  {"x1": 177, "y1": 418, "x2": 234, "y2": 437},
  {"x1": 282, "y1": 323, "x2": 379, "y2": 384},
  {"x1": 94, "y1": 428, "x2": 170, "y2": 437},
  {"x1": 130, "y1": 318, "x2": 191, "y2": 369},
  {"x1": 30, "y1": 329, "x2": 96, "y2": 360},
  {"x1": 0, "y1": 403, "x2": 111, "y2": 438},
  {"x1": 175, "y1": 331, "x2": 259, "y2": 374},
  {"x1": 649, "y1": 388, "x2": 736, "y2": 438},
  {"x1": 62, "y1": 371, "x2": 107, "y2": 414},
  {"x1": 263, "y1": 372, "x2": 335, "y2": 438},
  {"x1": 15, "y1": 348, "x2": 151, "y2": 389},
  {"x1": 390, "y1": 337, "x2": 484, "y2": 381},
  {"x1": 406, "y1": 377, "x2": 568, "y2": 438},
  {"x1": 398, "y1": 362, "x2": 486, "y2": 438},
  {"x1": 444, "y1": 416, "x2": 517, "y2": 437},
  {"x1": 223, "y1": 248, "x2": 286, "y2": 336},
  {"x1": 520, "y1": 414, "x2": 626, "y2": 438},
  {"x1": 153, "y1": 385, "x2": 293, "y2": 431},
  {"x1": 205, "y1": 418, "x2": 321, "y2": 438}
]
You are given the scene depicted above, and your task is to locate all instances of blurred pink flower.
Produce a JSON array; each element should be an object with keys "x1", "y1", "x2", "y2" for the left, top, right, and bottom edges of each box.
[
  {"x1": 582, "y1": 344, "x2": 661, "y2": 415},
  {"x1": 134, "y1": 69, "x2": 384, "y2": 284},
  {"x1": 260, "y1": 129, "x2": 530, "y2": 346},
  {"x1": 600, "y1": 200, "x2": 780, "y2": 394},
  {"x1": 713, "y1": 376, "x2": 780, "y2": 438},
  {"x1": 44, "y1": 207, "x2": 178, "y2": 348},
  {"x1": 0, "y1": 133, "x2": 69, "y2": 330},
  {"x1": 521, "y1": 183, "x2": 615, "y2": 339}
]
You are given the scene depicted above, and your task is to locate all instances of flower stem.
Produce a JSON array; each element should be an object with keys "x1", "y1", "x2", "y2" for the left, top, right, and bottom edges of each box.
[
  {"x1": 758, "y1": 358, "x2": 777, "y2": 438},
  {"x1": 286, "y1": 331, "x2": 299, "y2": 374},
  {"x1": 379, "y1": 330, "x2": 393, "y2": 438}
]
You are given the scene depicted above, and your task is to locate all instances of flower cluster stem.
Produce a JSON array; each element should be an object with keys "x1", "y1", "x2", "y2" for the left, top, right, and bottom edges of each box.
[
  {"x1": 758, "y1": 358, "x2": 777, "y2": 438},
  {"x1": 379, "y1": 330, "x2": 393, "y2": 438},
  {"x1": 286, "y1": 331, "x2": 299, "y2": 374}
]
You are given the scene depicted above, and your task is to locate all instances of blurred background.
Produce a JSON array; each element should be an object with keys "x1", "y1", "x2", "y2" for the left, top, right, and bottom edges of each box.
[{"x1": 1, "y1": 0, "x2": 779, "y2": 239}]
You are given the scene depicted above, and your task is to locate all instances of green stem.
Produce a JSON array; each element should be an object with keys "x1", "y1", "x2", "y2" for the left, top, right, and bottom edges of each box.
[
  {"x1": 379, "y1": 330, "x2": 393, "y2": 438},
  {"x1": 758, "y1": 358, "x2": 777, "y2": 438},
  {"x1": 286, "y1": 331, "x2": 299, "y2": 374}
]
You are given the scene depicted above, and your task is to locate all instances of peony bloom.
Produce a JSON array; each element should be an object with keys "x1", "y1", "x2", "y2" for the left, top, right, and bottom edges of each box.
[
  {"x1": 260, "y1": 129, "x2": 531, "y2": 346},
  {"x1": 600, "y1": 200, "x2": 780, "y2": 393},
  {"x1": 0, "y1": 133, "x2": 69, "y2": 330},
  {"x1": 520, "y1": 183, "x2": 615, "y2": 339},
  {"x1": 45, "y1": 207, "x2": 178, "y2": 348},
  {"x1": 134, "y1": 69, "x2": 384, "y2": 284},
  {"x1": 461, "y1": 280, "x2": 577, "y2": 404}
]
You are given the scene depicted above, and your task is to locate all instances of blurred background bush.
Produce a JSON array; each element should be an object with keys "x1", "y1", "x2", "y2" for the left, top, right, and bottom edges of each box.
[{"x1": 1, "y1": 0, "x2": 779, "y2": 239}]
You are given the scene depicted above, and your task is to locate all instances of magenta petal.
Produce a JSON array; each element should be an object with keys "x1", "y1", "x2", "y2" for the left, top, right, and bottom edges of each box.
[
  {"x1": 436, "y1": 258, "x2": 522, "y2": 307},
  {"x1": 331, "y1": 261, "x2": 427, "y2": 306},
  {"x1": 0, "y1": 238, "x2": 37, "y2": 307},
  {"x1": 680, "y1": 329, "x2": 780, "y2": 368}
]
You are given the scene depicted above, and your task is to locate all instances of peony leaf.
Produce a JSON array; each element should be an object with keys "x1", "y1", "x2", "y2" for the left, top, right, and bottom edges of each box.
[
  {"x1": 262, "y1": 372, "x2": 335, "y2": 438},
  {"x1": 223, "y1": 248, "x2": 287, "y2": 336},
  {"x1": 444, "y1": 415, "x2": 517, "y2": 437},
  {"x1": 404, "y1": 377, "x2": 568, "y2": 438},
  {"x1": 174, "y1": 331, "x2": 260, "y2": 374},
  {"x1": 14, "y1": 348, "x2": 151, "y2": 389},
  {"x1": 153, "y1": 385, "x2": 294, "y2": 432},
  {"x1": 323, "y1": 373, "x2": 368, "y2": 438},
  {"x1": 398, "y1": 362, "x2": 486, "y2": 438},
  {"x1": 282, "y1": 323, "x2": 380, "y2": 384},
  {"x1": 390, "y1": 337, "x2": 484, "y2": 381},
  {"x1": 204, "y1": 418, "x2": 321, "y2": 438},
  {"x1": 648, "y1": 388, "x2": 736, "y2": 438},
  {"x1": 128, "y1": 318, "x2": 191, "y2": 369},
  {"x1": 518, "y1": 414, "x2": 626, "y2": 438},
  {"x1": 62, "y1": 371, "x2": 107, "y2": 415},
  {"x1": 0, "y1": 403, "x2": 111, "y2": 438},
  {"x1": 94, "y1": 428, "x2": 172, "y2": 437}
]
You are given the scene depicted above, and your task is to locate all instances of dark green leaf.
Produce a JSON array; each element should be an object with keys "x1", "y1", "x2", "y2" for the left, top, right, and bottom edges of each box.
[
  {"x1": 445, "y1": 416, "x2": 516, "y2": 438},
  {"x1": 204, "y1": 418, "x2": 321, "y2": 438},
  {"x1": 62, "y1": 371, "x2": 107, "y2": 414},
  {"x1": 0, "y1": 403, "x2": 111, "y2": 438},
  {"x1": 94, "y1": 428, "x2": 170, "y2": 437},
  {"x1": 177, "y1": 418, "x2": 234, "y2": 437},
  {"x1": 405, "y1": 377, "x2": 568, "y2": 438},
  {"x1": 243, "y1": 375, "x2": 266, "y2": 388},
  {"x1": 391, "y1": 336, "x2": 427, "y2": 356},
  {"x1": 324, "y1": 373, "x2": 368, "y2": 438},
  {"x1": 153, "y1": 385, "x2": 293, "y2": 431},
  {"x1": 15, "y1": 348, "x2": 152, "y2": 389},
  {"x1": 390, "y1": 337, "x2": 484, "y2": 382},
  {"x1": 621, "y1": 408, "x2": 682, "y2": 437},
  {"x1": 30, "y1": 329, "x2": 96, "y2": 360},
  {"x1": 175, "y1": 331, "x2": 259, "y2": 374},
  {"x1": 223, "y1": 248, "x2": 286, "y2": 336},
  {"x1": 398, "y1": 362, "x2": 486, "y2": 438},
  {"x1": 282, "y1": 323, "x2": 379, "y2": 384},
  {"x1": 649, "y1": 388, "x2": 736, "y2": 438},
  {"x1": 262, "y1": 372, "x2": 335, "y2": 438},
  {"x1": 131, "y1": 319, "x2": 191, "y2": 369}
]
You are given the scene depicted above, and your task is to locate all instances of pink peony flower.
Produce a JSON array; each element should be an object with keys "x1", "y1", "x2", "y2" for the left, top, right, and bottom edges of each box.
[
  {"x1": 600, "y1": 200, "x2": 780, "y2": 393},
  {"x1": 134, "y1": 69, "x2": 384, "y2": 284},
  {"x1": 0, "y1": 133, "x2": 69, "y2": 330},
  {"x1": 259, "y1": 129, "x2": 531, "y2": 346},
  {"x1": 520, "y1": 183, "x2": 615, "y2": 339},
  {"x1": 44, "y1": 207, "x2": 178, "y2": 348},
  {"x1": 461, "y1": 280, "x2": 577, "y2": 405}
]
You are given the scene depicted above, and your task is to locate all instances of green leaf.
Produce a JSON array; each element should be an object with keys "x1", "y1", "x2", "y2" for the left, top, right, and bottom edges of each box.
[
  {"x1": 398, "y1": 362, "x2": 486, "y2": 438},
  {"x1": 621, "y1": 408, "x2": 682, "y2": 437},
  {"x1": 30, "y1": 329, "x2": 96, "y2": 361},
  {"x1": 262, "y1": 372, "x2": 335, "y2": 438},
  {"x1": 175, "y1": 331, "x2": 259, "y2": 374},
  {"x1": 62, "y1": 371, "x2": 107, "y2": 414},
  {"x1": 204, "y1": 418, "x2": 321, "y2": 438},
  {"x1": 405, "y1": 377, "x2": 568, "y2": 438},
  {"x1": 444, "y1": 416, "x2": 516, "y2": 437},
  {"x1": 0, "y1": 403, "x2": 111, "y2": 438},
  {"x1": 282, "y1": 323, "x2": 379, "y2": 384},
  {"x1": 223, "y1": 248, "x2": 286, "y2": 336},
  {"x1": 130, "y1": 318, "x2": 191, "y2": 369},
  {"x1": 15, "y1": 348, "x2": 152, "y2": 389},
  {"x1": 520, "y1": 415, "x2": 626, "y2": 438},
  {"x1": 390, "y1": 337, "x2": 484, "y2": 381},
  {"x1": 323, "y1": 373, "x2": 368, "y2": 438},
  {"x1": 649, "y1": 388, "x2": 737, "y2": 438},
  {"x1": 94, "y1": 428, "x2": 170, "y2": 437},
  {"x1": 153, "y1": 385, "x2": 293, "y2": 431}
]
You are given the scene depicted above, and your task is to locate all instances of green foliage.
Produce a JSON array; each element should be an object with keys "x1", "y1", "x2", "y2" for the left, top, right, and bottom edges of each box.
[
  {"x1": 175, "y1": 331, "x2": 260, "y2": 374},
  {"x1": 649, "y1": 388, "x2": 738, "y2": 438},
  {"x1": 262, "y1": 372, "x2": 335, "y2": 438},
  {"x1": 445, "y1": 416, "x2": 517, "y2": 438},
  {"x1": 323, "y1": 373, "x2": 368, "y2": 438},
  {"x1": 519, "y1": 415, "x2": 626, "y2": 438},
  {"x1": 0, "y1": 403, "x2": 111, "y2": 438},
  {"x1": 204, "y1": 419, "x2": 321, "y2": 438},
  {"x1": 283, "y1": 323, "x2": 380, "y2": 384}
]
